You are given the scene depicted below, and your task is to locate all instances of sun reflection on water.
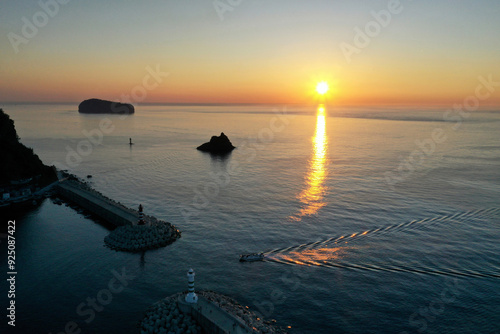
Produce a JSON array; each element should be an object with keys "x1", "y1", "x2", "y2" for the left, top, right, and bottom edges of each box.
[
  {"x1": 291, "y1": 104, "x2": 328, "y2": 220},
  {"x1": 270, "y1": 247, "x2": 344, "y2": 266}
]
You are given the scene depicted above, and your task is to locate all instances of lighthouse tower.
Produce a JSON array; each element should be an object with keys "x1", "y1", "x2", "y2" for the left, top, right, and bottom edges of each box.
[
  {"x1": 185, "y1": 268, "x2": 198, "y2": 303},
  {"x1": 138, "y1": 204, "x2": 145, "y2": 225}
]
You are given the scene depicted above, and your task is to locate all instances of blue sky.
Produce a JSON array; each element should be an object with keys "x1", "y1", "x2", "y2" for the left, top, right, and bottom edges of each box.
[{"x1": 1, "y1": 0, "x2": 499, "y2": 104}]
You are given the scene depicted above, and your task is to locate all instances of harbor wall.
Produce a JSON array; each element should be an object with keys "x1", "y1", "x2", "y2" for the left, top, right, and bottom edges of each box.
[
  {"x1": 178, "y1": 296, "x2": 253, "y2": 334},
  {"x1": 56, "y1": 182, "x2": 137, "y2": 226}
]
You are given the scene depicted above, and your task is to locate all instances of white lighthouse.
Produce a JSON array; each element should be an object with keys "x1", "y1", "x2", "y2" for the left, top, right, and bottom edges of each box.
[{"x1": 185, "y1": 268, "x2": 198, "y2": 303}]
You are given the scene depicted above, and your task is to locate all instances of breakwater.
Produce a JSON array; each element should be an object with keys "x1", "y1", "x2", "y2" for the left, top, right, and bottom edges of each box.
[
  {"x1": 141, "y1": 291, "x2": 286, "y2": 334},
  {"x1": 104, "y1": 223, "x2": 180, "y2": 252},
  {"x1": 55, "y1": 179, "x2": 181, "y2": 251},
  {"x1": 179, "y1": 293, "x2": 255, "y2": 334},
  {"x1": 56, "y1": 181, "x2": 138, "y2": 226}
]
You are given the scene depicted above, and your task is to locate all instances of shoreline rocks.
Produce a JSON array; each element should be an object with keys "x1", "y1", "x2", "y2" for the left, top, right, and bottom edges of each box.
[
  {"x1": 104, "y1": 223, "x2": 181, "y2": 252},
  {"x1": 140, "y1": 293, "x2": 201, "y2": 334}
]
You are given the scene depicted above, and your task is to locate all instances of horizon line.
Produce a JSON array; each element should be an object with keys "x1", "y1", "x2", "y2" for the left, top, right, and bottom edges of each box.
[{"x1": 1, "y1": 101, "x2": 500, "y2": 110}]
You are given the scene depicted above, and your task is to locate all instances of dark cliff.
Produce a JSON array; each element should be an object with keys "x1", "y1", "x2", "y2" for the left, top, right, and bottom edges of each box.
[{"x1": 0, "y1": 109, "x2": 57, "y2": 185}]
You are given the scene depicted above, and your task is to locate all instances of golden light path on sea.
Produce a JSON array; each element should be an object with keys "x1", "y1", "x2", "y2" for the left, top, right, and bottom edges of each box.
[{"x1": 292, "y1": 104, "x2": 328, "y2": 220}]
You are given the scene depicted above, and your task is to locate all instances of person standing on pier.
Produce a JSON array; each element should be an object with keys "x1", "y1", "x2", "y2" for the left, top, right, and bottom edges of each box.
[{"x1": 138, "y1": 204, "x2": 145, "y2": 225}]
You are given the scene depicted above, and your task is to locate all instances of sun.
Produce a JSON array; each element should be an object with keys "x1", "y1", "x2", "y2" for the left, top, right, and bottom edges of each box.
[{"x1": 316, "y1": 81, "x2": 329, "y2": 95}]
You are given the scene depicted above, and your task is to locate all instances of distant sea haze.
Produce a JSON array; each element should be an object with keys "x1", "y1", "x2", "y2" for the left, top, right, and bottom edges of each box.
[{"x1": 1, "y1": 104, "x2": 499, "y2": 334}]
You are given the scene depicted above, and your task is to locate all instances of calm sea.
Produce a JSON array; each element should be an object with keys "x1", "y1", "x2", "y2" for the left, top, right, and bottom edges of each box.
[{"x1": 1, "y1": 104, "x2": 499, "y2": 334}]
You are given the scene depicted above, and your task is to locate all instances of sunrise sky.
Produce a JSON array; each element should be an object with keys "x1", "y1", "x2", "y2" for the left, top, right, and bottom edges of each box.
[{"x1": 1, "y1": 0, "x2": 499, "y2": 106}]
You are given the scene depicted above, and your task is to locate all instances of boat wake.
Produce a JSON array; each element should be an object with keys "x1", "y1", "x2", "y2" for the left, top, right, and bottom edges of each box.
[{"x1": 261, "y1": 208, "x2": 500, "y2": 280}]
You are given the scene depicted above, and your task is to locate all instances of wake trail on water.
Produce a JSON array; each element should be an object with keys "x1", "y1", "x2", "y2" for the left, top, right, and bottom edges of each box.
[
  {"x1": 268, "y1": 256, "x2": 500, "y2": 279},
  {"x1": 261, "y1": 208, "x2": 500, "y2": 280}
]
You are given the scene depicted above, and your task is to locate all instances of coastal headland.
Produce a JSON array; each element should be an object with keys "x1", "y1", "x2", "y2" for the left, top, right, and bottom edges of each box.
[{"x1": 0, "y1": 108, "x2": 57, "y2": 209}]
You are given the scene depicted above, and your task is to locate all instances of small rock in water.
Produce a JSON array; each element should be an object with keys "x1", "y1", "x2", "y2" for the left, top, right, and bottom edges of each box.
[{"x1": 196, "y1": 132, "x2": 235, "y2": 154}]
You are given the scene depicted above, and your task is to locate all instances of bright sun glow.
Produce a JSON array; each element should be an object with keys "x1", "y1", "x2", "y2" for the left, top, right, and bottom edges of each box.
[{"x1": 316, "y1": 81, "x2": 329, "y2": 95}]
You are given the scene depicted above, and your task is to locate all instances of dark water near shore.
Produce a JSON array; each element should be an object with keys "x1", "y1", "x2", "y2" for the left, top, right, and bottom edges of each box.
[{"x1": 1, "y1": 104, "x2": 499, "y2": 333}]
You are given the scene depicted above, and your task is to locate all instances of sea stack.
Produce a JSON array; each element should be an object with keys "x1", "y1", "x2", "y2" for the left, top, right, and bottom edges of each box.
[
  {"x1": 78, "y1": 98, "x2": 135, "y2": 114},
  {"x1": 196, "y1": 132, "x2": 235, "y2": 154}
]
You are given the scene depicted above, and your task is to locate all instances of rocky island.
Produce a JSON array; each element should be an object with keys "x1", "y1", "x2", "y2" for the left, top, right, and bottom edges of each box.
[
  {"x1": 78, "y1": 98, "x2": 135, "y2": 114},
  {"x1": 197, "y1": 132, "x2": 235, "y2": 154}
]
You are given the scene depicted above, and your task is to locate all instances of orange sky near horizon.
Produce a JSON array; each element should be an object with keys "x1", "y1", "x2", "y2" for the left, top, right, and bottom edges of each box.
[{"x1": 1, "y1": 1, "x2": 499, "y2": 107}]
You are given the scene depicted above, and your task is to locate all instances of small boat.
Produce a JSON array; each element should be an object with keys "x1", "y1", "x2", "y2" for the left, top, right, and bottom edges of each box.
[{"x1": 239, "y1": 253, "x2": 264, "y2": 262}]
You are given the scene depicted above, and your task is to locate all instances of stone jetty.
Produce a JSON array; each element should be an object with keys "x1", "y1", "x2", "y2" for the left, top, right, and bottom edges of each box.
[
  {"x1": 104, "y1": 222, "x2": 180, "y2": 252},
  {"x1": 54, "y1": 176, "x2": 180, "y2": 252},
  {"x1": 141, "y1": 291, "x2": 287, "y2": 334},
  {"x1": 57, "y1": 180, "x2": 138, "y2": 225},
  {"x1": 140, "y1": 270, "x2": 288, "y2": 334}
]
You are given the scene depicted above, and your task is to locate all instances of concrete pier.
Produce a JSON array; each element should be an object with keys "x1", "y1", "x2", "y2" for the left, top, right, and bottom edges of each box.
[
  {"x1": 178, "y1": 295, "x2": 254, "y2": 334},
  {"x1": 56, "y1": 181, "x2": 138, "y2": 226},
  {"x1": 56, "y1": 179, "x2": 181, "y2": 252}
]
